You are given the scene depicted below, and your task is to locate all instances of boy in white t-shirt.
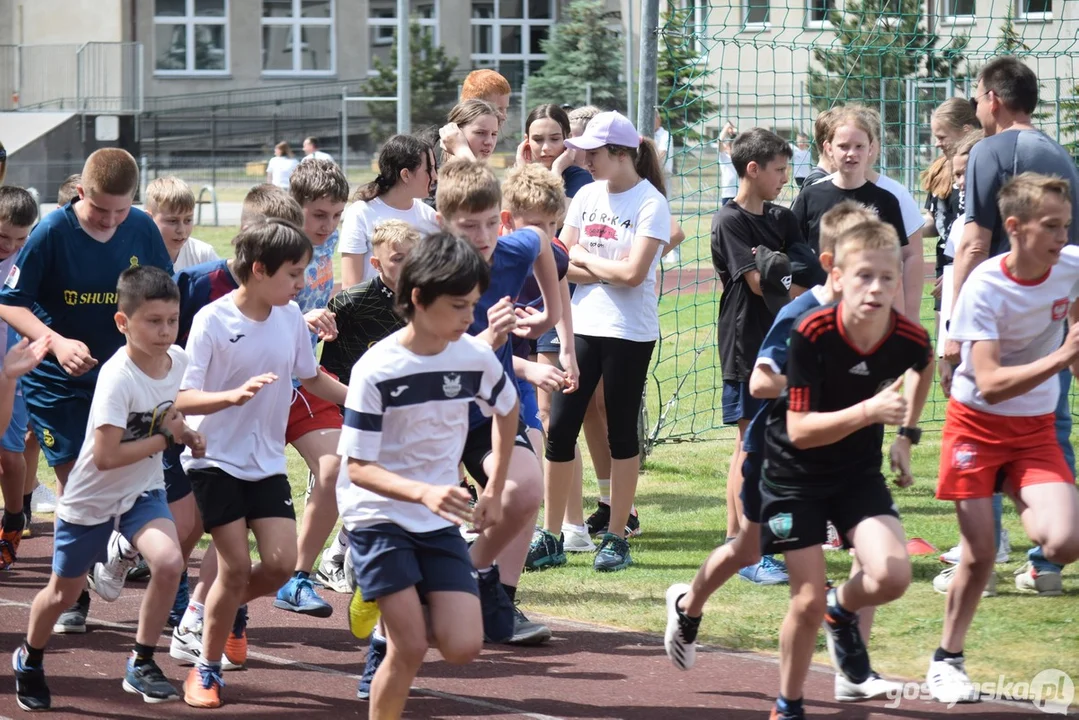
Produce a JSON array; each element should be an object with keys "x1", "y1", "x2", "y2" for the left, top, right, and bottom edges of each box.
[
  {"x1": 175, "y1": 219, "x2": 347, "y2": 709},
  {"x1": 339, "y1": 231, "x2": 518, "y2": 718},
  {"x1": 13, "y1": 266, "x2": 203, "y2": 711},
  {"x1": 145, "y1": 178, "x2": 219, "y2": 272},
  {"x1": 928, "y1": 173, "x2": 1079, "y2": 705}
]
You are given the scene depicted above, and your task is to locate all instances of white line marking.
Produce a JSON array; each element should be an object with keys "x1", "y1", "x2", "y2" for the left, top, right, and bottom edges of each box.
[{"x1": 0, "y1": 599, "x2": 561, "y2": 719}]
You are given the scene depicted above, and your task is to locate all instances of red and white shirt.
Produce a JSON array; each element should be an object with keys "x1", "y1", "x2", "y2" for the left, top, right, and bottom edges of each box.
[{"x1": 950, "y1": 246, "x2": 1079, "y2": 416}]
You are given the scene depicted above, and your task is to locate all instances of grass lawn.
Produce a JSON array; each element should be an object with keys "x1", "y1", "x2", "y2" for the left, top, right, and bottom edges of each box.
[{"x1": 32, "y1": 224, "x2": 1071, "y2": 686}]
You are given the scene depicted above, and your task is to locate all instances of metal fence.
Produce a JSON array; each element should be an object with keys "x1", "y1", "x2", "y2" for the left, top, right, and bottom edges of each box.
[{"x1": 0, "y1": 42, "x2": 143, "y2": 113}]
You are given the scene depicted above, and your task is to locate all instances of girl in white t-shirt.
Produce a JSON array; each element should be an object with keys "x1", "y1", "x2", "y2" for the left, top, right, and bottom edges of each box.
[
  {"x1": 265, "y1": 142, "x2": 299, "y2": 190},
  {"x1": 535, "y1": 111, "x2": 671, "y2": 573},
  {"x1": 340, "y1": 135, "x2": 439, "y2": 287}
]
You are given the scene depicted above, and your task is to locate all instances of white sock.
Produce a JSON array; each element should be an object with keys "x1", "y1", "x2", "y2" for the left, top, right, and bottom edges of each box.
[
  {"x1": 180, "y1": 601, "x2": 205, "y2": 632},
  {"x1": 563, "y1": 523, "x2": 587, "y2": 535},
  {"x1": 597, "y1": 478, "x2": 611, "y2": 505},
  {"x1": 326, "y1": 530, "x2": 349, "y2": 564},
  {"x1": 476, "y1": 565, "x2": 495, "y2": 578}
]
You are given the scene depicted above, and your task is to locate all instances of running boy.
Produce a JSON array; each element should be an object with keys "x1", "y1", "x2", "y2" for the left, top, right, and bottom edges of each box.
[
  {"x1": 927, "y1": 173, "x2": 1079, "y2": 705},
  {"x1": 759, "y1": 220, "x2": 934, "y2": 720},
  {"x1": 176, "y1": 219, "x2": 347, "y2": 709},
  {"x1": 145, "y1": 177, "x2": 219, "y2": 271},
  {"x1": 13, "y1": 266, "x2": 201, "y2": 711},
  {"x1": 0, "y1": 186, "x2": 40, "y2": 568},
  {"x1": 0, "y1": 148, "x2": 174, "y2": 632},
  {"x1": 340, "y1": 231, "x2": 517, "y2": 719}
]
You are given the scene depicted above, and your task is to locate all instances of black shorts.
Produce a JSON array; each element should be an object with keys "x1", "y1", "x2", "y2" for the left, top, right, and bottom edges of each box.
[
  {"x1": 739, "y1": 451, "x2": 763, "y2": 524},
  {"x1": 461, "y1": 417, "x2": 533, "y2": 488},
  {"x1": 758, "y1": 472, "x2": 900, "y2": 555},
  {"x1": 163, "y1": 445, "x2": 191, "y2": 504},
  {"x1": 347, "y1": 523, "x2": 479, "y2": 602},
  {"x1": 188, "y1": 467, "x2": 295, "y2": 531}
]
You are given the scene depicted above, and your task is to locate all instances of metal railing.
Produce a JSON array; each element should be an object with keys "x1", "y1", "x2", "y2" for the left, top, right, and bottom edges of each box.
[{"x1": 0, "y1": 42, "x2": 143, "y2": 113}]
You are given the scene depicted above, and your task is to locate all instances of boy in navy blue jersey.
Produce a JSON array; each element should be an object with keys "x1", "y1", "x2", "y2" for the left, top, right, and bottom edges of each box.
[{"x1": 0, "y1": 148, "x2": 173, "y2": 631}]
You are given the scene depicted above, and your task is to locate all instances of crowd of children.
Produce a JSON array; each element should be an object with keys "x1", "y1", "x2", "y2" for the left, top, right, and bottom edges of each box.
[{"x1": 2, "y1": 58, "x2": 1078, "y2": 719}]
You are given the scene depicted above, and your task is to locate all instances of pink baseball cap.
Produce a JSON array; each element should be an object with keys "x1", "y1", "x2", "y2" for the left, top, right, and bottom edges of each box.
[{"x1": 564, "y1": 111, "x2": 640, "y2": 151}]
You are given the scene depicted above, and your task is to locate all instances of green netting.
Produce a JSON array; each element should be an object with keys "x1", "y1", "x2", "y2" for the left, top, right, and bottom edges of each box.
[{"x1": 649, "y1": 0, "x2": 1079, "y2": 445}]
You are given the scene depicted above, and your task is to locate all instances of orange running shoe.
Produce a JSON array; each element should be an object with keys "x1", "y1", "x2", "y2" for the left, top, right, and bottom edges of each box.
[
  {"x1": 0, "y1": 528, "x2": 21, "y2": 570},
  {"x1": 223, "y1": 605, "x2": 248, "y2": 667},
  {"x1": 183, "y1": 665, "x2": 223, "y2": 708}
]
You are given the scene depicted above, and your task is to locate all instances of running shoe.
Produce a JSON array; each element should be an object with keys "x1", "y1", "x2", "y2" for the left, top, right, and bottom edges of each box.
[
  {"x1": 663, "y1": 583, "x2": 700, "y2": 670},
  {"x1": 594, "y1": 533, "x2": 632, "y2": 572},
  {"x1": 927, "y1": 657, "x2": 979, "y2": 704},
  {"x1": 274, "y1": 575, "x2": 333, "y2": 618},
  {"x1": 822, "y1": 587, "x2": 870, "y2": 685},
  {"x1": 123, "y1": 658, "x2": 180, "y2": 703},
  {"x1": 13, "y1": 646, "x2": 50, "y2": 711}
]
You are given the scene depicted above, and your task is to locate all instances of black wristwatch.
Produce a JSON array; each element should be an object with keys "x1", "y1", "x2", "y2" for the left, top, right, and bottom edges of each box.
[{"x1": 898, "y1": 426, "x2": 922, "y2": 445}]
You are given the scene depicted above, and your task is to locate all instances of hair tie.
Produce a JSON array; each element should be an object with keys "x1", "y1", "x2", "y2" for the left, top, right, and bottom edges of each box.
[{"x1": 639, "y1": 135, "x2": 645, "y2": 144}]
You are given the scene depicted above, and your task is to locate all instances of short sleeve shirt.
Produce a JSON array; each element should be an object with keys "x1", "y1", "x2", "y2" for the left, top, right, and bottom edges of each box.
[{"x1": 791, "y1": 179, "x2": 908, "y2": 254}]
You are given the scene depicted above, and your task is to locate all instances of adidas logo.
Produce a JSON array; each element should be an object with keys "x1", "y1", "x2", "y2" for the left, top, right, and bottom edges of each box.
[{"x1": 849, "y1": 361, "x2": 870, "y2": 376}]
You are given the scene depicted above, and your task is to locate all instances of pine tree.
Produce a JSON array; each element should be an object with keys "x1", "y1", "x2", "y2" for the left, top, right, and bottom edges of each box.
[
  {"x1": 361, "y1": 21, "x2": 459, "y2": 140},
  {"x1": 657, "y1": 6, "x2": 716, "y2": 143},
  {"x1": 807, "y1": 0, "x2": 968, "y2": 147},
  {"x1": 525, "y1": 0, "x2": 625, "y2": 110}
]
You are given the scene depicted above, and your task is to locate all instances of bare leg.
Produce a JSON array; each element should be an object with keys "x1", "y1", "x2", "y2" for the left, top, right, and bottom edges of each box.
[
  {"x1": 939, "y1": 498, "x2": 995, "y2": 653},
  {"x1": 132, "y1": 518, "x2": 184, "y2": 646},
  {"x1": 778, "y1": 546, "x2": 828, "y2": 702},
  {"x1": 291, "y1": 429, "x2": 343, "y2": 573},
  {"x1": 725, "y1": 420, "x2": 749, "y2": 539},
  {"x1": 371, "y1": 587, "x2": 428, "y2": 720},
  {"x1": 473, "y1": 447, "x2": 543, "y2": 587},
  {"x1": 681, "y1": 522, "x2": 763, "y2": 616}
]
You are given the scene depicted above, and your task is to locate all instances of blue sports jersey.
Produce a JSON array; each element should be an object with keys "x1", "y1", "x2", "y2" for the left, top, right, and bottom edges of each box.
[
  {"x1": 174, "y1": 259, "x2": 239, "y2": 348},
  {"x1": 0, "y1": 204, "x2": 173, "y2": 391},
  {"x1": 468, "y1": 228, "x2": 541, "y2": 429},
  {"x1": 742, "y1": 286, "x2": 825, "y2": 455}
]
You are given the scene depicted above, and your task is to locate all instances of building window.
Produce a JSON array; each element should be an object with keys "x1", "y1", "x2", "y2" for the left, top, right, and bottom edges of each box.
[
  {"x1": 261, "y1": 0, "x2": 335, "y2": 75},
  {"x1": 673, "y1": 0, "x2": 709, "y2": 57},
  {"x1": 942, "y1": 0, "x2": 976, "y2": 16},
  {"x1": 1017, "y1": 0, "x2": 1051, "y2": 19},
  {"x1": 806, "y1": 0, "x2": 833, "y2": 27},
  {"x1": 744, "y1": 0, "x2": 769, "y2": 27},
  {"x1": 470, "y1": 0, "x2": 555, "y2": 89},
  {"x1": 367, "y1": 1, "x2": 439, "y2": 74},
  {"x1": 153, "y1": 0, "x2": 229, "y2": 75}
]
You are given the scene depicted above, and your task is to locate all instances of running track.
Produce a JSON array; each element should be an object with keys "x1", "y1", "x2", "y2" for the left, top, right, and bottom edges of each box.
[{"x1": 1, "y1": 522, "x2": 1052, "y2": 719}]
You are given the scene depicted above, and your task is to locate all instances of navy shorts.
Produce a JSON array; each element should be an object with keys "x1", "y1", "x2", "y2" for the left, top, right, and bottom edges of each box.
[
  {"x1": 722, "y1": 380, "x2": 762, "y2": 426},
  {"x1": 24, "y1": 384, "x2": 93, "y2": 468},
  {"x1": 536, "y1": 327, "x2": 561, "y2": 355},
  {"x1": 53, "y1": 489, "x2": 173, "y2": 578},
  {"x1": 347, "y1": 522, "x2": 479, "y2": 602},
  {"x1": 517, "y1": 378, "x2": 543, "y2": 432},
  {"x1": 1, "y1": 386, "x2": 28, "y2": 453},
  {"x1": 162, "y1": 445, "x2": 192, "y2": 504},
  {"x1": 739, "y1": 451, "x2": 763, "y2": 524}
]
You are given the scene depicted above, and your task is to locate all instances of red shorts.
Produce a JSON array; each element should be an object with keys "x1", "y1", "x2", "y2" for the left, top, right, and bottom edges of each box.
[
  {"x1": 937, "y1": 398, "x2": 1073, "y2": 500},
  {"x1": 285, "y1": 369, "x2": 343, "y2": 445}
]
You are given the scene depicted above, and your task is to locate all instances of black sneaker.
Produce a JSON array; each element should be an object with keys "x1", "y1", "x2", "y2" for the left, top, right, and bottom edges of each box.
[
  {"x1": 123, "y1": 658, "x2": 180, "y2": 703},
  {"x1": 476, "y1": 566, "x2": 514, "y2": 643},
  {"x1": 13, "y1": 646, "x2": 51, "y2": 711},
  {"x1": 126, "y1": 557, "x2": 151, "y2": 582},
  {"x1": 505, "y1": 605, "x2": 552, "y2": 646},
  {"x1": 626, "y1": 509, "x2": 641, "y2": 537},
  {"x1": 524, "y1": 529, "x2": 566, "y2": 571},
  {"x1": 822, "y1": 586, "x2": 871, "y2": 684},
  {"x1": 53, "y1": 588, "x2": 90, "y2": 634},
  {"x1": 585, "y1": 502, "x2": 611, "y2": 536}
]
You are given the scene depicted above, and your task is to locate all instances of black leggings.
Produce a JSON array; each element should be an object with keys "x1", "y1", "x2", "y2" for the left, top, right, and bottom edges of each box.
[{"x1": 545, "y1": 335, "x2": 656, "y2": 463}]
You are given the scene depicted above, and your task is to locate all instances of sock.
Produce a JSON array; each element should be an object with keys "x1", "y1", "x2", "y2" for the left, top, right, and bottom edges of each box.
[
  {"x1": 2, "y1": 509, "x2": 25, "y2": 533},
  {"x1": 562, "y1": 522, "x2": 587, "y2": 535},
  {"x1": 132, "y1": 642, "x2": 155, "y2": 667},
  {"x1": 596, "y1": 478, "x2": 611, "y2": 505},
  {"x1": 21, "y1": 641, "x2": 44, "y2": 668},
  {"x1": 934, "y1": 646, "x2": 964, "y2": 662},
  {"x1": 477, "y1": 566, "x2": 494, "y2": 578},
  {"x1": 776, "y1": 695, "x2": 804, "y2": 714},
  {"x1": 180, "y1": 601, "x2": 205, "y2": 632},
  {"x1": 827, "y1": 589, "x2": 855, "y2": 620},
  {"x1": 502, "y1": 583, "x2": 517, "y2": 603},
  {"x1": 294, "y1": 570, "x2": 309, "y2": 580},
  {"x1": 23, "y1": 492, "x2": 33, "y2": 522},
  {"x1": 330, "y1": 530, "x2": 349, "y2": 562},
  {"x1": 630, "y1": 505, "x2": 638, "y2": 516}
]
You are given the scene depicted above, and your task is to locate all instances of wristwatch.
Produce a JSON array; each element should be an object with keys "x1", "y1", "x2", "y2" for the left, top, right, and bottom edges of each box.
[
  {"x1": 156, "y1": 424, "x2": 176, "y2": 448},
  {"x1": 897, "y1": 426, "x2": 922, "y2": 445}
]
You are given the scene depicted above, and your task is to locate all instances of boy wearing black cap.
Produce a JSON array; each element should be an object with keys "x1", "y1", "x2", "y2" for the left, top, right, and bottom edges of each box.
[{"x1": 709, "y1": 128, "x2": 822, "y2": 582}]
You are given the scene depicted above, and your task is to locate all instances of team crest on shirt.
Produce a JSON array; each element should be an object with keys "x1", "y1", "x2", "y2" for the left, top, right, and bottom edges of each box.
[
  {"x1": 1052, "y1": 298, "x2": 1069, "y2": 321},
  {"x1": 953, "y1": 442, "x2": 978, "y2": 470},
  {"x1": 129, "y1": 256, "x2": 139, "y2": 268},
  {"x1": 63, "y1": 290, "x2": 78, "y2": 306},
  {"x1": 767, "y1": 512, "x2": 793, "y2": 540},
  {"x1": 442, "y1": 373, "x2": 462, "y2": 398}
]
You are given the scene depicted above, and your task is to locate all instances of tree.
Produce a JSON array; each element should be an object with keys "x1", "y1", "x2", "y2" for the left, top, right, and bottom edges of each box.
[
  {"x1": 361, "y1": 20, "x2": 459, "y2": 141},
  {"x1": 525, "y1": 0, "x2": 625, "y2": 110},
  {"x1": 807, "y1": 0, "x2": 969, "y2": 149},
  {"x1": 657, "y1": 6, "x2": 717, "y2": 143}
]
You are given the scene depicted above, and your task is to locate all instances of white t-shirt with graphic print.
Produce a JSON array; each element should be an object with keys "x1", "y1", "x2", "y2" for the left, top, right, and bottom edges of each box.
[{"x1": 564, "y1": 179, "x2": 671, "y2": 342}]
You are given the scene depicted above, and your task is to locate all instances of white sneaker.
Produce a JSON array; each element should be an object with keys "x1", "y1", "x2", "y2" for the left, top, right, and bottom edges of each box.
[
  {"x1": 663, "y1": 583, "x2": 699, "y2": 671},
  {"x1": 835, "y1": 671, "x2": 904, "y2": 702},
  {"x1": 314, "y1": 555, "x2": 352, "y2": 594},
  {"x1": 1014, "y1": 561, "x2": 1063, "y2": 596},
  {"x1": 931, "y1": 564, "x2": 997, "y2": 597},
  {"x1": 89, "y1": 532, "x2": 138, "y2": 602},
  {"x1": 927, "y1": 657, "x2": 980, "y2": 704},
  {"x1": 170, "y1": 623, "x2": 242, "y2": 671},
  {"x1": 562, "y1": 526, "x2": 596, "y2": 553},
  {"x1": 30, "y1": 484, "x2": 57, "y2": 514},
  {"x1": 996, "y1": 528, "x2": 1010, "y2": 564},
  {"x1": 939, "y1": 543, "x2": 962, "y2": 565}
]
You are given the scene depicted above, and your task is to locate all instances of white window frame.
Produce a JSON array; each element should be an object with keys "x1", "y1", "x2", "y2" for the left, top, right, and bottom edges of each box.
[
  {"x1": 367, "y1": 1, "x2": 440, "y2": 76},
  {"x1": 153, "y1": 0, "x2": 230, "y2": 76},
  {"x1": 939, "y1": 0, "x2": 976, "y2": 24},
  {"x1": 674, "y1": 0, "x2": 709, "y2": 60},
  {"x1": 260, "y1": 0, "x2": 336, "y2": 77},
  {"x1": 805, "y1": 0, "x2": 833, "y2": 29},
  {"x1": 1016, "y1": 0, "x2": 1051, "y2": 21},
  {"x1": 743, "y1": 0, "x2": 771, "y2": 29},
  {"x1": 469, "y1": 0, "x2": 556, "y2": 86}
]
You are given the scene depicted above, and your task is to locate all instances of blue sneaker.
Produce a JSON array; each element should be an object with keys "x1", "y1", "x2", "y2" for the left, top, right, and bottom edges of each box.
[
  {"x1": 594, "y1": 533, "x2": 632, "y2": 572},
  {"x1": 123, "y1": 658, "x2": 180, "y2": 703},
  {"x1": 273, "y1": 575, "x2": 333, "y2": 618},
  {"x1": 737, "y1": 554, "x2": 789, "y2": 585},
  {"x1": 168, "y1": 571, "x2": 190, "y2": 629},
  {"x1": 356, "y1": 633, "x2": 387, "y2": 700},
  {"x1": 13, "y1": 646, "x2": 50, "y2": 711},
  {"x1": 477, "y1": 565, "x2": 514, "y2": 642}
]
